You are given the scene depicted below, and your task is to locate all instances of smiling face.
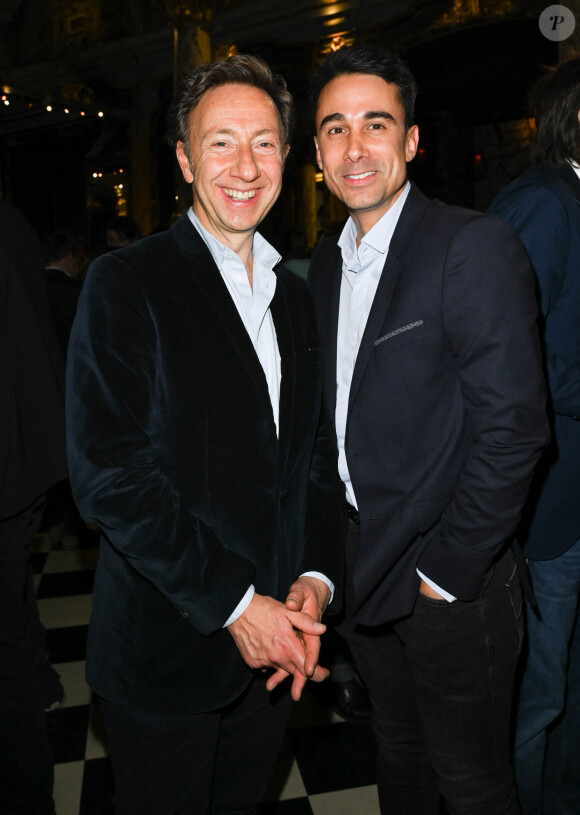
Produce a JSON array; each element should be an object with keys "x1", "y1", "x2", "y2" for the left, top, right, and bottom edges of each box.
[
  {"x1": 176, "y1": 83, "x2": 288, "y2": 253},
  {"x1": 314, "y1": 73, "x2": 419, "y2": 238}
]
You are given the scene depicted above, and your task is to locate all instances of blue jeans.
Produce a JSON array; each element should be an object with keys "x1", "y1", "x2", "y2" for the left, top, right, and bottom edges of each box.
[
  {"x1": 343, "y1": 525, "x2": 522, "y2": 815},
  {"x1": 514, "y1": 537, "x2": 580, "y2": 815}
]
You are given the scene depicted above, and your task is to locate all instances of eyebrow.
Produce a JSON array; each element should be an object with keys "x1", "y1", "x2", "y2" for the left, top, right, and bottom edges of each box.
[
  {"x1": 319, "y1": 110, "x2": 396, "y2": 129},
  {"x1": 205, "y1": 126, "x2": 278, "y2": 138}
]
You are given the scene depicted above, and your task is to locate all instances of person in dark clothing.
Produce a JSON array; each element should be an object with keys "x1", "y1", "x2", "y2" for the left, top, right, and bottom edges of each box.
[
  {"x1": 0, "y1": 200, "x2": 68, "y2": 815},
  {"x1": 489, "y1": 56, "x2": 580, "y2": 815}
]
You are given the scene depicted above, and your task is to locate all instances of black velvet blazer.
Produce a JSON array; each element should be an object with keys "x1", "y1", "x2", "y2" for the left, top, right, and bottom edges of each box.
[
  {"x1": 309, "y1": 184, "x2": 549, "y2": 625},
  {"x1": 66, "y1": 213, "x2": 343, "y2": 715}
]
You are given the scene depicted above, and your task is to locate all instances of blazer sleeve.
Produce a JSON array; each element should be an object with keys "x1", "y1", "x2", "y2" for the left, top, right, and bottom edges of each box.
[
  {"x1": 417, "y1": 215, "x2": 550, "y2": 597},
  {"x1": 490, "y1": 183, "x2": 580, "y2": 416},
  {"x1": 66, "y1": 255, "x2": 256, "y2": 635}
]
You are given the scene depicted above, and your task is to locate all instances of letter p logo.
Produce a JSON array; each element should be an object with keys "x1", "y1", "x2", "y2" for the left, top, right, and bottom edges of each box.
[{"x1": 540, "y1": 5, "x2": 576, "y2": 40}]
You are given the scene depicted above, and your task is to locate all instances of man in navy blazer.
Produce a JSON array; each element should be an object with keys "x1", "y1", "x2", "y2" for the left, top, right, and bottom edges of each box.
[
  {"x1": 66, "y1": 55, "x2": 342, "y2": 815},
  {"x1": 489, "y1": 57, "x2": 580, "y2": 815},
  {"x1": 304, "y1": 45, "x2": 549, "y2": 814}
]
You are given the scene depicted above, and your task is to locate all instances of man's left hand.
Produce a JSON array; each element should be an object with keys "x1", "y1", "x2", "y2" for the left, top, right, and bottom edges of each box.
[{"x1": 267, "y1": 576, "x2": 332, "y2": 698}]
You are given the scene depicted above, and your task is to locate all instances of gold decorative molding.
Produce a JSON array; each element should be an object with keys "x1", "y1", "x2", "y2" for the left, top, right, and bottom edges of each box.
[
  {"x1": 433, "y1": 0, "x2": 516, "y2": 29},
  {"x1": 52, "y1": 0, "x2": 102, "y2": 44},
  {"x1": 165, "y1": 0, "x2": 216, "y2": 28},
  {"x1": 212, "y1": 42, "x2": 237, "y2": 60}
]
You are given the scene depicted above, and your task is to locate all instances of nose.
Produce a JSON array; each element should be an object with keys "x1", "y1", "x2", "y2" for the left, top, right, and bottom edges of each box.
[
  {"x1": 232, "y1": 143, "x2": 260, "y2": 181},
  {"x1": 344, "y1": 130, "x2": 367, "y2": 163}
]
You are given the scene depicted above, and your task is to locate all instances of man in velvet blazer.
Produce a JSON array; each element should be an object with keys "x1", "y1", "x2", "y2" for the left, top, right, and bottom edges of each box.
[
  {"x1": 489, "y1": 57, "x2": 580, "y2": 815},
  {"x1": 305, "y1": 46, "x2": 549, "y2": 815},
  {"x1": 66, "y1": 56, "x2": 342, "y2": 815}
]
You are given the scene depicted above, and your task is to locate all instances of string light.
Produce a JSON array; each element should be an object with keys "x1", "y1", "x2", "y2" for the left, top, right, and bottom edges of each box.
[
  {"x1": 90, "y1": 169, "x2": 126, "y2": 181},
  {"x1": 0, "y1": 90, "x2": 107, "y2": 120}
]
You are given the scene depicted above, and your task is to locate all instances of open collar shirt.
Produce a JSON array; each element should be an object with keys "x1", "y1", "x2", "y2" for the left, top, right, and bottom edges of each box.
[
  {"x1": 187, "y1": 209, "x2": 333, "y2": 622},
  {"x1": 336, "y1": 182, "x2": 410, "y2": 509},
  {"x1": 335, "y1": 184, "x2": 455, "y2": 601}
]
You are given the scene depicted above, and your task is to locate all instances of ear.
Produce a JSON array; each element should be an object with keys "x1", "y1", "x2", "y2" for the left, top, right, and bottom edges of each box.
[
  {"x1": 314, "y1": 135, "x2": 322, "y2": 170},
  {"x1": 283, "y1": 143, "x2": 290, "y2": 163},
  {"x1": 176, "y1": 141, "x2": 194, "y2": 184},
  {"x1": 405, "y1": 125, "x2": 419, "y2": 163}
]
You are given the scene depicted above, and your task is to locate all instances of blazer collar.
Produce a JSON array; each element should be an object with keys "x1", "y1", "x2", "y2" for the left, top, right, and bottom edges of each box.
[
  {"x1": 169, "y1": 214, "x2": 263, "y2": 382},
  {"x1": 169, "y1": 212, "x2": 295, "y2": 453},
  {"x1": 559, "y1": 163, "x2": 580, "y2": 201},
  {"x1": 347, "y1": 184, "x2": 429, "y2": 415}
]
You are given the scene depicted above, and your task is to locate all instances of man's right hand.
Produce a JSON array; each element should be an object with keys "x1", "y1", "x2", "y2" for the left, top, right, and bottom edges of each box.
[{"x1": 227, "y1": 593, "x2": 327, "y2": 700}]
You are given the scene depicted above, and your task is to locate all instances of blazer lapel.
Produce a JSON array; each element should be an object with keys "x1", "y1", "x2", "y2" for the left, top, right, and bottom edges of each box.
[
  {"x1": 320, "y1": 241, "x2": 343, "y2": 424},
  {"x1": 170, "y1": 213, "x2": 275, "y2": 413},
  {"x1": 558, "y1": 164, "x2": 580, "y2": 202},
  {"x1": 270, "y1": 273, "x2": 295, "y2": 476},
  {"x1": 347, "y1": 185, "x2": 430, "y2": 416}
]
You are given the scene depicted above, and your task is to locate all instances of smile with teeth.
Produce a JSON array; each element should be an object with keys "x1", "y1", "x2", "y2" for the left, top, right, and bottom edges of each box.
[
  {"x1": 224, "y1": 188, "x2": 258, "y2": 200},
  {"x1": 345, "y1": 171, "x2": 376, "y2": 180}
]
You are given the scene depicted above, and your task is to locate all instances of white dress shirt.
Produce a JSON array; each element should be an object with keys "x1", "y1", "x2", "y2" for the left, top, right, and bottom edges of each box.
[
  {"x1": 334, "y1": 185, "x2": 455, "y2": 602},
  {"x1": 187, "y1": 210, "x2": 334, "y2": 623}
]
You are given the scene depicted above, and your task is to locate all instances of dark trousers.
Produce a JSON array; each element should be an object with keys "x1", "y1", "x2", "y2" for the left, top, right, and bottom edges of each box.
[
  {"x1": 342, "y1": 520, "x2": 522, "y2": 815},
  {"x1": 0, "y1": 496, "x2": 55, "y2": 815},
  {"x1": 101, "y1": 673, "x2": 294, "y2": 815}
]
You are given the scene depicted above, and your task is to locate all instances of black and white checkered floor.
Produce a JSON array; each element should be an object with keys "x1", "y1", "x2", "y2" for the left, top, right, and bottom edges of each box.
[{"x1": 32, "y1": 532, "x2": 380, "y2": 815}]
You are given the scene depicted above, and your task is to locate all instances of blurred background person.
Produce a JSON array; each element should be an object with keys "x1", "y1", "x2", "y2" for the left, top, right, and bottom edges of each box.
[
  {"x1": 105, "y1": 216, "x2": 144, "y2": 250},
  {"x1": 43, "y1": 230, "x2": 86, "y2": 551},
  {"x1": 489, "y1": 56, "x2": 580, "y2": 815},
  {"x1": 44, "y1": 230, "x2": 86, "y2": 358},
  {"x1": 0, "y1": 200, "x2": 68, "y2": 815}
]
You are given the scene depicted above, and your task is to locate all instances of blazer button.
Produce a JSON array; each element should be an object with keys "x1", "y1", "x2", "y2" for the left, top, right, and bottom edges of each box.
[{"x1": 181, "y1": 611, "x2": 190, "y2": 620}]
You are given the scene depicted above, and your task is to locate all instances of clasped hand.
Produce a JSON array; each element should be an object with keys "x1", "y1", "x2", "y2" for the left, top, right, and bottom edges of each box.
[{"x1": 227, "y1": 576, "x2": 331, "y2": 701}]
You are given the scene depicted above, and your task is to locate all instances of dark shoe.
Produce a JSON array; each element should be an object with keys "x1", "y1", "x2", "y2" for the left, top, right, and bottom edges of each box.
[
  {"x1": 332, "y1": 676, "x2": 372, "y2": 724},
  {"x1": 311, "y1": 675, "x2": 372, "y2": 725},
  {"x1": 37, "y1": 661, "x2": 65, "y2": 712}
]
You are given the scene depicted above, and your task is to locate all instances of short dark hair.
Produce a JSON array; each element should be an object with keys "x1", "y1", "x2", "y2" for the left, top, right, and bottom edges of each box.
[
  {"x1": 44, "y1": 231, "x2": 83, "y2": 264},
  {"x1": 167, "y1": 54, "x2": 293, "y2": 154},
  {"x1": 310, "y1": 44, "x2": 417, "y2": 131},
  {"x1": 106, "y1": 217, "x2": 144, "y2": 244},
  {"x1": 530, "y1": 56, "x2": 580, "y2": 166}
]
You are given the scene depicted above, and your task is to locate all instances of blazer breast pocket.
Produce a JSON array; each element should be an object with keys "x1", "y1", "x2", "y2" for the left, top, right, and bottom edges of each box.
[{"x1": 374, "y1": 320, "x2": 431, "y2": 354}]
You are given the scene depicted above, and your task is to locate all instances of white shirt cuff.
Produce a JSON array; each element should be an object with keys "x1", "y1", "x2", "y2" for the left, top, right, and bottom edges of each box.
[
  {"x1": 300, "y1": 571, "x2": 335, "y2": 604},
  {"x1": 223, "y1": 584, "x2": 255, "y2": 627},
  {"x1": 416, "y1": 569, "x2": 456, "y2": 603}
]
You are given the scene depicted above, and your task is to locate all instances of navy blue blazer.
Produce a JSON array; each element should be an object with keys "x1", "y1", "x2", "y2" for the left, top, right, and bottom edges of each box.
[
  {"x1": 309, "y1": 184, "x2": 549, "y2": 625},
  {"x1": 66, "y1": 213, "x2": 343, "y2": 715},
  {"x1": 490, "y1": 164, "x2": 580, "y2": 559}
]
